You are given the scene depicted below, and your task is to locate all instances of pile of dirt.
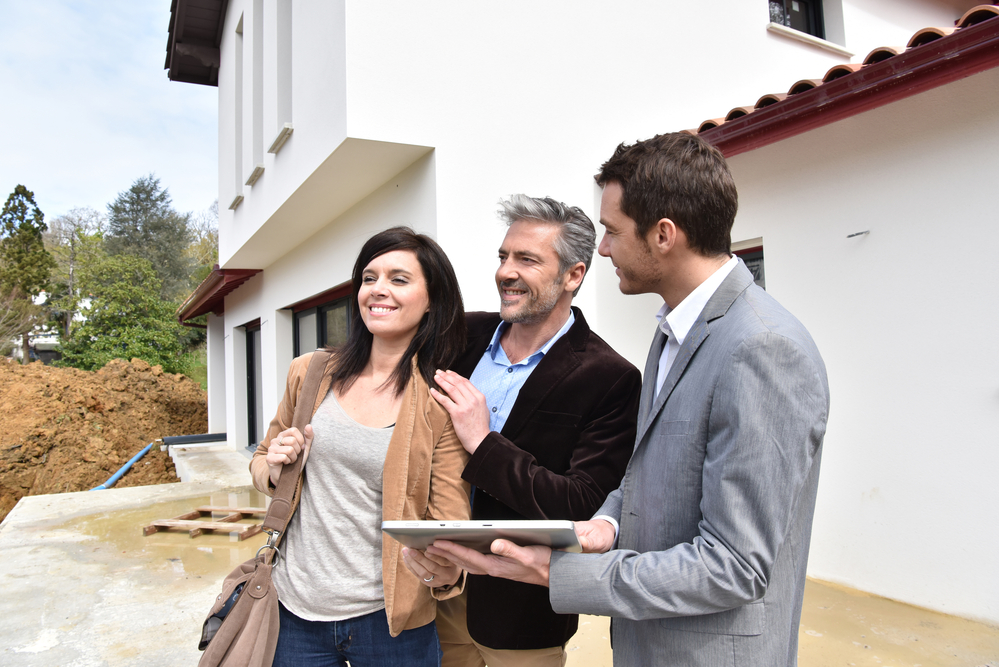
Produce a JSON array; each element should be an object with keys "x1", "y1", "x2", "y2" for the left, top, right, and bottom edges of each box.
[{"x1": 0, "y1": 358, "x2": 208, "y2": 521}]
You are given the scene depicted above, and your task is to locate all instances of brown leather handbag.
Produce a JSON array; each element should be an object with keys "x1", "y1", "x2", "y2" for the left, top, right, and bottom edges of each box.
[{"x1": 198, "y1": 350, "x2": 331, "y2": 667}]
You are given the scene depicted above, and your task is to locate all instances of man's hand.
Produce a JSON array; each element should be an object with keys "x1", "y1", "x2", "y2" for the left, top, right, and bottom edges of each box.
[
  {"x1": 575, "y1": 519, "x2": 616, "y2": 553},
  {"x1": 265, "y1": 424, "x2": 313, "y2": 487},
  {"x1": 430, "y1": 369, "x2": 491, "y2": 454},
  {"x1": 428, "y1": 539, "x2": 552, "y2": 587}
]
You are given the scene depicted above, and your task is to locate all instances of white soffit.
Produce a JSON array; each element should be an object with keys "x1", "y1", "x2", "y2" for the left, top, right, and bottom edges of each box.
[{"x1": 223, "y1": 138, "x2": 433, "y2": 268}]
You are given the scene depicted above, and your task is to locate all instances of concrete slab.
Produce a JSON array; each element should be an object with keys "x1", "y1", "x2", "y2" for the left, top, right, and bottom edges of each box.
[
  {"x1": 167, "y1": 443, "x2": 253, "y2": 486},
  {"x1": 0, "y1": 482, "x2": 269, "y2": 667},
  {"x1": 1, "y1": 443, "x2": 996, "y2": 666}
]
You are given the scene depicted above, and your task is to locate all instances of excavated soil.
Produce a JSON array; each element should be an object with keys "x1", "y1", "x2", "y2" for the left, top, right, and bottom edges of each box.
[{"x1": 0, "y1": 358, "x2": 207, "y2": 522}]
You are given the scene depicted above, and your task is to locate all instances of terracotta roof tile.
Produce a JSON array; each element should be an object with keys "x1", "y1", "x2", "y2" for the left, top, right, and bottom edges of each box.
[
  {"x1": 960, "y1": 4, "x2": 999, "y2": 27},
  {"x1": 691, "y1": 4, "x2": 999, "y2": 157},
  {"x1": 725, "y1": 106, "x2": 756, "y2": 121},
  {"x1": 755, "y1": 93, "x2": 787, "y2": 108},
  {"x1": 908, "y1": 27, "x2": 956, "y2": 49},
  {"x1": 698, "y1": 118, "x2": 726, "y2": 133},
  {"x1": 863, "y1": 46, "x2": 905, "y2": 65},
  {"x1": 822, "y1": 63, "x2": 864, "y2": 83},
  {"x1": 788, "y1": 79, "x2": 823, "y2": 95}
]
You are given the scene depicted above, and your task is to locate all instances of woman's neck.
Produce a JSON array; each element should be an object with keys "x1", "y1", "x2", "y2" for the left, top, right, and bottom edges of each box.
[{"x1": 364, "y1": 335, "x2": 413, "y2": 388}]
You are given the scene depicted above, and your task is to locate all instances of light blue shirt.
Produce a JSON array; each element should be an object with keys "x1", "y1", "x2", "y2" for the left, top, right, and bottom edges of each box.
[{"x1": 469, "y1": 310, "x2": 576, "y2": 434}]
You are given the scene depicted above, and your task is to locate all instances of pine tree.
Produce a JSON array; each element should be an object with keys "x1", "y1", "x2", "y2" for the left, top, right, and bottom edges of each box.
[
  {"x1": 0, "y1": 185, "x2": 56, "y2": 363},
  {"x1": 105, "y1": 175, "x2": 193, "y2": 301}
]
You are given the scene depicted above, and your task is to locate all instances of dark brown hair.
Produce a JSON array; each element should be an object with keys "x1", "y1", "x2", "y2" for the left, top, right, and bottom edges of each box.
[
  {"x1": 595, "y1": 132, "x2": 738, "y2": 256},
  {"x1": 326, "y1": 227, "x2": 466, "y2": 396}
]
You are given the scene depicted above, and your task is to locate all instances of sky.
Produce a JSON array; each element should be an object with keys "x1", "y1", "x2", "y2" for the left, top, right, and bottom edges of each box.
[{"x1": 0, "y1": 0, "x2": 218, "y2": 221}]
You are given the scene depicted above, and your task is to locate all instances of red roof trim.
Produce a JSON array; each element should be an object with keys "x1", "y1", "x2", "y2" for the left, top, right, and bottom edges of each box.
[
  {"x1": 699, "y1": 15, "x2": 999, "y2": 158},
  {"x1": 176, "y1": 266, "x2": 261, "y2": 322}
]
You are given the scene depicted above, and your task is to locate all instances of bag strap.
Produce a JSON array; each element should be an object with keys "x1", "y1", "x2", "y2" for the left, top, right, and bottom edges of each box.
[{"x1": 260, "y1": 350, "x2": 331, "y2": 536}]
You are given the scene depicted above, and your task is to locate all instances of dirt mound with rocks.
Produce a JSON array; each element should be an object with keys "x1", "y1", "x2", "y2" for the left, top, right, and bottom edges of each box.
[{"x1": 0, "y1": 358, "x2": 208, "y2": 521}]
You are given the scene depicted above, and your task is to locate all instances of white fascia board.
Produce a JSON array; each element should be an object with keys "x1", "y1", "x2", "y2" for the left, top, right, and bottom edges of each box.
[{"x1": 221, "y1": 137, "x2": 432, "y2": 269}]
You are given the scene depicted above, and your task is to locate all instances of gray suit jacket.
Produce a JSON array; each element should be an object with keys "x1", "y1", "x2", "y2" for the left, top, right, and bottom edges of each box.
[{"x1": 549, "y1": 261, "x2": 830, "y2": 666}]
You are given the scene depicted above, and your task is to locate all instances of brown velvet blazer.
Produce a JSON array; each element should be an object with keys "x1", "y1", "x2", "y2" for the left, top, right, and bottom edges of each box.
[
  {"x1": 251, "y1": 351, "x2": 471, "y2": 637},
  {"x1": 454, "y1": 308, "x2": 641, "y2": 650}
]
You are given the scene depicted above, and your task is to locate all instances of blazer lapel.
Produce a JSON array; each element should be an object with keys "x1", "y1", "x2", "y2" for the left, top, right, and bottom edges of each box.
[
  {"x1": 637, "y1": 325, "x2": 665, "y2": 433},
  {"x1": 635, "y1": 261, "x2": 755, "y2": 445},
  {"x1": 501, "y1": 308, "x2": 587, "y2": 439}
]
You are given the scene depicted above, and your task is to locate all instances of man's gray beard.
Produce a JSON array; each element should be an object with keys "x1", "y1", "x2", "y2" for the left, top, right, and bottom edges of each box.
[{"x1": 499, "y1": 279, "x2": 562, "y2": 325}]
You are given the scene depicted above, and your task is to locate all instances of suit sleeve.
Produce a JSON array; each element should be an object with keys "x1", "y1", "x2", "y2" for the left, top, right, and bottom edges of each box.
[
  {"x1": 249, "y1": 353, "x2": 312, "y2": 495},
  {"x1": 550, "y1": 333, "x2": 828, "y2": 619},
  {"x1": 461, "y1": 365, "x2": 641, "y2": 521}
]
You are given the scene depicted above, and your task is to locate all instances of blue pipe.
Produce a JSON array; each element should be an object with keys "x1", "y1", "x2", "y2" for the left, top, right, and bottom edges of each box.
[{"x1": 90, "y1": 442, "x2": 155, "y2": 491}]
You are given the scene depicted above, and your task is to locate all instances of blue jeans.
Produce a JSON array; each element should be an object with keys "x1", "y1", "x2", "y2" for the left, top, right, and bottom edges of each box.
[{"x1": 273, "y1": 603, "x2": 442, "y2": 667}]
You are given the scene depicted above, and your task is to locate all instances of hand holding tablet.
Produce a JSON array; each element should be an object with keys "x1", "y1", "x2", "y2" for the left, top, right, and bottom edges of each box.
[{"x1": 382, "y1": 520, "x2": 582, "y2": 554}]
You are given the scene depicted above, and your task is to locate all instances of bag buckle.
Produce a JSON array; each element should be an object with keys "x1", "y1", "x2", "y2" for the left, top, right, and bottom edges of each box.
[{"x1": 256, "y1": 529, "x2": 282, "y2": 564}]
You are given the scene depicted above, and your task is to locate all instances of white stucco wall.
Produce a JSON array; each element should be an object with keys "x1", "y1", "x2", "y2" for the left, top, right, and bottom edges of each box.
[
  {"x1": 222, "y1": 154, "x2": 437, "y2": 448},
  {"x1": 726, "y1": 67, "x2": 999, "y2": 625}
]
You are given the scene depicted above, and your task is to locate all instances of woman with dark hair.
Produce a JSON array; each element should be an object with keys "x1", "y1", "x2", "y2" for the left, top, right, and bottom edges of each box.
[{"x1": 250, "y1": 226, "x2": 471, "y2": 667}]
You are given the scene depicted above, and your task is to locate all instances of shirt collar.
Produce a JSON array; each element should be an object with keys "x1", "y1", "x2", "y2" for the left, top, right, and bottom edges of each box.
[
  {"x1": 655, "y1": 256, "x2": 738, "y2": 347},
  {"x1": 485, "y1": 309, "x2": 576, "y2": 362}
]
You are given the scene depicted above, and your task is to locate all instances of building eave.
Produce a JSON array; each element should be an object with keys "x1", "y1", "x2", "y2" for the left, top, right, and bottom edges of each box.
[
  {"x1": 176, "y1": 266, "x2": 261, "y2": 323},
  {"x1": 165, "y1": 0, "x2": 229, "y2": 87},
  {"x1": 698, "y1": 10, "x2": 999, "y2": 157}
]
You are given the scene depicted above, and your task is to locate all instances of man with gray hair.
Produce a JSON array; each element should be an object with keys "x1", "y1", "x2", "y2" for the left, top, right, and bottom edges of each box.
[{"x1": 403, "y1": 195, "x2": 641, "y2": 666}]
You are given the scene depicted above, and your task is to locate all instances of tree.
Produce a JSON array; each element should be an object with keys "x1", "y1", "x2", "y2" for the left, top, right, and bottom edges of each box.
[
  {"x1": 0, "y1": 185, "x2": 56, "y2": 363},
  {"x1": 0, "y1": 288, "x2": 44, "y2": 357},
  {"x1": 58, "y1": 254, "x2": 190, "y2": 373},
  {"x1": 44, "y1": 207, "x2": 106, "y2": 337},
  {"x1": 187, "y1": 199, "x2": 219, "y2": 287},
  {"x1": 105, "y1": 175, "x2": 192, "y2": 301}
]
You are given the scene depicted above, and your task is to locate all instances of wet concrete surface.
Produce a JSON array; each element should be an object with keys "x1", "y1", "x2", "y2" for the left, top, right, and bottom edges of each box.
[
  {"x1": 1, "y1": 453, "x2": 996, "y2": 666},
  {"x1": 0, "y1": 483, "x2": 269, "y2": 666}
]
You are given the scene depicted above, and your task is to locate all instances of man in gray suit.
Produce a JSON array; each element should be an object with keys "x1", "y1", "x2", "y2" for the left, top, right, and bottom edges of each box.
[{"x1": 429, "y1": 132, "x2": 830, "y2": 666}]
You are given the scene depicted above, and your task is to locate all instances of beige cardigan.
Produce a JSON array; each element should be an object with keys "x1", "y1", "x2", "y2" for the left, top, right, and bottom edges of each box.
[{"x1": 250, "y1": 351, "x2": 471, "y2": 636}]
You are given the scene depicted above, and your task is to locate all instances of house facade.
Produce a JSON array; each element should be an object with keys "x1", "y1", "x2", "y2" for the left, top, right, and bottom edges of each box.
[{"x1": 168, "y1": 0, "x2": 998, "y2": 624}]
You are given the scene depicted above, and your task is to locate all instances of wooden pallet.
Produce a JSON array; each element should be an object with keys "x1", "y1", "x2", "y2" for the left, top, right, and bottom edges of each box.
[{"x1": 143, "y1": 506, "x2": 267, "y2": 540}]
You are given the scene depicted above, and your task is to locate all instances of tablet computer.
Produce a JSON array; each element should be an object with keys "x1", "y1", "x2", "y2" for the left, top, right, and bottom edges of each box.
[{"x1": 381, "y1": 520, "x2": 581, "y2": 554}]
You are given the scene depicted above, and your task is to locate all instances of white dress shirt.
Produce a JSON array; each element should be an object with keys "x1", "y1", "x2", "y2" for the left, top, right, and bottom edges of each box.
[{"x1": 655, "y1": 256, "x2": 738, "y2": 395}]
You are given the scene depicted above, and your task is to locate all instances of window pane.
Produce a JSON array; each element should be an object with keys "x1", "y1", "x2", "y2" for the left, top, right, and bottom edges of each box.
[
  {"x1": 247, "y1": 328, "x2": 264, "y2": 447},
  {"x1": 786, "y1": 0, "x2": 816, "y2": 34},
  {"x1": 740, "y1": 250, "x2": 766, "y2": 290},
  {"x1": 297, "y1": 311, "x2": 317, "y2": 354},
  {"x1": 324, "y1": 300, "x2": 349, "y2": 349}
]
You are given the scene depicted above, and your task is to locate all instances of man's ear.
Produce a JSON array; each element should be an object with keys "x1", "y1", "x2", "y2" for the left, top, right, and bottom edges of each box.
[
  {"x1": 563, "y1": 262, "x2": 586, "y2": 294},
  {"x1": 647, "y1": 218, "x2": 679, "y2": 256}
]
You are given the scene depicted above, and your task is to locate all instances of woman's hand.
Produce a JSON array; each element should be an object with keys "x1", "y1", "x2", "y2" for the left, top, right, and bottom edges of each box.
[
  {"x1": 265, "y1": 424, "x2": 314, "y2": 487},
  {"x1": 401, "y1": 546, "x2": 462, "y2": 589}
]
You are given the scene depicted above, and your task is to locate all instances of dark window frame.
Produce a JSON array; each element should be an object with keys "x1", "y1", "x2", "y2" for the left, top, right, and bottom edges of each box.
[
  {"x1": 770, "y1": 0, "x2": 825, "y2": 40},
  {"x1": 734, "y1": 245, "x2": 766, "y2": 290},
  {"x1": 244, "y1": 318, "x2": 262, "y2": 450},
  {"x1": 291, "y1": 283, "x2": 352, "y2": 357}
]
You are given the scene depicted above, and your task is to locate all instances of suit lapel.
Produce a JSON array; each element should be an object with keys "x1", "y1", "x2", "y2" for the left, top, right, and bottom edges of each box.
[
  {"x1": 635, "y1": 261, "x2": 755, "y2": 445},
  {"x1": 637, "y1": 325, "x2": 665, "y2": 431}
]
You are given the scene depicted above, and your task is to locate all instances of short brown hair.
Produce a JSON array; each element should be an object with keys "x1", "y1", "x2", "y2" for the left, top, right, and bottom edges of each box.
[{"x1": 595, "y1": 132, "x2": 738, "y2": 256}]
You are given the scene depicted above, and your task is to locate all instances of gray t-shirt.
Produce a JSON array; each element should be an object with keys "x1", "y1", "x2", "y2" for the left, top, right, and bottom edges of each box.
[{"x1": 271, "y1": 390, "x2": 393, "y2": 621}]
